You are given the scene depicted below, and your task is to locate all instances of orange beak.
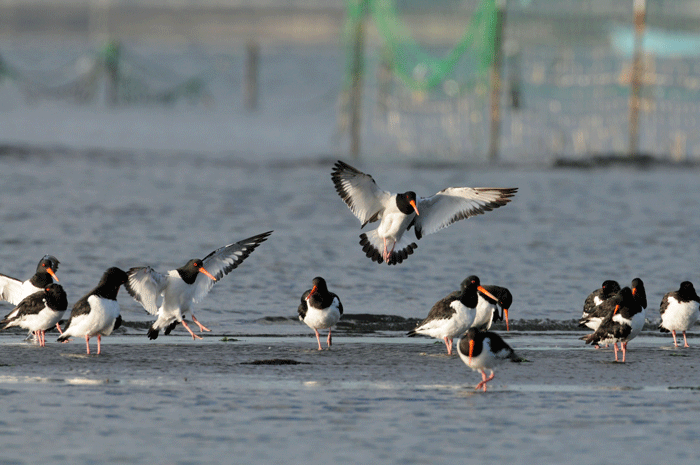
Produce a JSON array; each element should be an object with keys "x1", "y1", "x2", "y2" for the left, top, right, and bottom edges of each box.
[
  {"x1": 410, "y1": 199, "x2": 419, "y2": 216},
  {"x1": 198, "y1": 266, "x2": 217, "y2": 281},
  {"x1": 306, "y1": 285, "x2": 318, "y2": 301},
  {"x1": 613, "y1": 304, "x2": 620, "y2": 315},
  {"x1": 468, "y1": 339, "x2": 475, "y2": 363},
  {"x1": 477, "y1": 286, "x2": 498, "y2": 302},
  {"x1": 47, "y1": 267, "x2": 59, "y2": 283},
  {"x1": 504, "y1": 309, "x2": 509, "y2": 331}
]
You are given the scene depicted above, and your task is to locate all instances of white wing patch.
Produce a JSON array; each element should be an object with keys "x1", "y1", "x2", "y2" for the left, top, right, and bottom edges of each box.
[
  {"x1": 414, "y1": 187, "x2": 517, "y2": 238},
  {"x1": 125, "y1": 267, "x2": 168, "y2": 315},
  {"x1": 331, "y1": 161, "x2": 392, "y2": 228}
]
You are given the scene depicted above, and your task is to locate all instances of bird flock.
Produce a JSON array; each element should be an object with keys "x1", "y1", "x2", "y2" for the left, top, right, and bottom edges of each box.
[{"x1": 2, "y1": 160, "x2": 699, "y2": 391}]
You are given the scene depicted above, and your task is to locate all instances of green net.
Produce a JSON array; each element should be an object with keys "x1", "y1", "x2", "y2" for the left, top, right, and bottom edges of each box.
[{"x1": 344, "y1": 0, "x2": 498, "y2": 92}]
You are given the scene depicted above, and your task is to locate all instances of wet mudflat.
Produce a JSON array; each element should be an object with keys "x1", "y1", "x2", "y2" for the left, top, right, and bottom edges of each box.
[{"x1": 2, "y1": 332, "x2": 700, "y2": 464}]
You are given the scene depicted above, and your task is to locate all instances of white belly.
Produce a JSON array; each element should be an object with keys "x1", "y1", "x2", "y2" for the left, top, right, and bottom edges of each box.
[
  {"x1": 661, "y1": 299, "x2": 700, "y2": 332},
  {"x1": 302, "y1": 299, "x2": 341, "y2": 330}
]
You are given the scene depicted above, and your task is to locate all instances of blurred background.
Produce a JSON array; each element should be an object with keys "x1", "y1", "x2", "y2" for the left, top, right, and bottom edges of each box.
[{"x1": 0, "y1": 0, "x2": 699, "y2": 165}]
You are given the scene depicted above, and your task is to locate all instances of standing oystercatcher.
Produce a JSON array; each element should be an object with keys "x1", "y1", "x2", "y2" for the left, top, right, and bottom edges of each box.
[
  {"x1": 298, "y1": 277, "x2": 343, "y2": 350},
  {"x1": 659, "y1": 281, "x2": 700, "y2": 348},
  {"x1": 125, "y1": 231, "x2": 271, "y2": 340},
  {"x1": 57, "y1": 267, "x2": 128, "y2": 355},
  {"x1": 408, "y1": 276, "x2": 498, "y2": 355},
  {"x1": 331, "y1": 160, "x2": 517, "y2": 265},
  {"x1": 584, "y1": 287, "x2": 645, "y2": 362},
  {"x1": 580, "y1": 278, "x2": 646, "y2": 332},
  {"x1": 580, "y1": 280, "x2": 621, "y2": 327},
  {"x1": 457, "y1": 327, "x2": 520, "y2": 391},
  {"x1": 1, "y1": 283, "x2": 68, "y2": 346}
]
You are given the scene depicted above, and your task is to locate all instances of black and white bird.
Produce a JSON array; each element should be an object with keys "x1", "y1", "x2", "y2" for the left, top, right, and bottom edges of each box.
[
  {"x1": 1, "y1": 255, "x2": 61, "y2": 335},
  {"x1": 471, "y1": 284, "x2": 513, "y2": 331},
  {"x1": 457, "y1": 327, "x2": 520, "y2": 392},
  {"x1": 584, "y1": 287, "x2": 645, "y2": 362},
  {"x1": 408, "y1": 276, "x2": 499, "y2": 355},
  {"x1": 57, "y1": 267, "x2": 128, "y2": 355},
  {"x1": 658, "y1": 281, "x2": 700, "y2": 348},
  {"x1": 580, "y1": 278, "x2": 646, "y2": 332},
  {"x1": 1, "y1": 283, "x2": 68, "y2": 347},
  {"x1": 580, "y1": 280, "x2": 621, "y2": 326},
  {"x1": 125, "y1": 231, "x2": 272, "y2": 340},
  {"x1": 298, "y1": 277, "x2": 343, "y2": 350},
  {"x1": 331, "y1": 160, "x2": 517, "y2": 265}
]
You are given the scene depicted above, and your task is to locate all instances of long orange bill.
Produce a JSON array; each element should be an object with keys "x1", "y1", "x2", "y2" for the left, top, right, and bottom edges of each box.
[
  {"x1": 199, "y1": 267, "x2": 217, "y2": 281},
  {"x1": 504, "y1": 309, "x2": 509, "y2": 331},
  {"x1": 410, "y1": 199, "x2": 419, "y2": 216},
  {"x1": 305, "y1": 285, "x2": 318, "y2": 301},
  {"x1": 468, "y1": 339, "x2": 475, "y2": 363},
  {"x1": 613, "y1": 304, "x2": 620, "y2": 315},
  {"x1": 47, "y1": 268, "x2": 59, "y2": 283},
  {"x1": 477, "y1": 286, "x2": 498, "y2": 302}
]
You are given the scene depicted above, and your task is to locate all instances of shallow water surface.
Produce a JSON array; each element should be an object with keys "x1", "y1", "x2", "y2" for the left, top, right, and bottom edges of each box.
[{"x1": 1, "y1": 152, "x2": 700, "y2": 463}]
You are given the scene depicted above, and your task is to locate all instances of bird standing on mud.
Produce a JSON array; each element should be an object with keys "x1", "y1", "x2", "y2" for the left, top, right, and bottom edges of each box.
[{"x1": 298, "y1": 276, "x2": 343, "y2": 350}]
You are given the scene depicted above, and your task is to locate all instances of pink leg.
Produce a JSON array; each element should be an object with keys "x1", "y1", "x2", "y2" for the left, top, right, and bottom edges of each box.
[
  {"x1": 443, "y1": 336, "x2": 452, "y2": 355},
  {"x1": 181, "y1": 320, "x2": 203, "y2": 340},
  {"x1": 671, "y1": 330, "x2": 679, "y2": 347},
  {"x1": 613, "y1": 343, "x2": 619, "y2": 362},
  {"x1": 683, "y1": 331, "x2": 690, "y2": 348},
  {"x1": 39, "y1": 330, "x2": 46, "y2": 347},
  {"x1": 621, "y1": 342, "x2": 627, "y2": 362},
  {"x1": 191, "y1": 315, "x2": 211, "y2": 332},
  {"x1": 85, "y1": 335, "x2": 91, "y2": 355},
  {"x1": 326, "y1": 328, "x2": 332, "y2": 348},
  {"x1": 56, "y1": 322, "x2": 63, "y2": 335},
  {"x1": 97, "y1": 335, "x2": 102, "y2": 355},
  {"x1": 314, "y1": 329, "x2": 323, "y2": 350}
]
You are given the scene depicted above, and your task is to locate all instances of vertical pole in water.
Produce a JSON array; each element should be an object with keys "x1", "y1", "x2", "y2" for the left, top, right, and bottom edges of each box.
[
  {"x1": 628, "y1": 0, "x2": 646, "y2": 157},
  {"x1": 349, "y1": 0, "x2": 367, "y2": 160},
  {"x1": 245, "y1": 40, "x2": 259, "y2": 111},
  {"x1": 488, "y1": 0, "x2": 506, "y2": 164}
]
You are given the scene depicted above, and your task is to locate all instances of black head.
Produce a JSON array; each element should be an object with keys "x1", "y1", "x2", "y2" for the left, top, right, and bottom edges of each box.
[
  {"x1": 44, "y1": 283, "x2": 68, "y2": 310},
  {"x1": 34, "y1": 255, "x2": 60, "y2": 284},
  {"x1": 306, "y1": 276, "x2": 329, "y2": 301},
  {"x1": 679, "y1": 281, "x2": 700, "y2": 302},
  {"x1": 601, "y1": 280, "x2": 620, "y2": 297},
  {"x1": 93, "y1": 267, "x2": 128, "y2": 300},
  {"x1": 178, "y1": 259, "x2": 216, "y2": 285},
  {"x1": 396, "y1": 191, "x2": 419, "y2": 216},
  {"x1": 461, "y1": 275, "x2": 481, "y2": 290},
  {"x1": 630, "y1": 277, "x2": 647, "y2": 309}
]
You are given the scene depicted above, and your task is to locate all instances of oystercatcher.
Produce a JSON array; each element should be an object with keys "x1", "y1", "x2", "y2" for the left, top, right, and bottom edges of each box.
[
  {"x1": 457, "y1": 327, "x2": 520, "y2": 391},
  {"x1": 1, "y1": 283, "x2": 68, "y2": 347},
  {"x1": 57, "y1": 267, "x2": 128, "y2": 355},
  {"x1": 331, "y1": 160, "x2": 517, "y2": 265},
  {"x1": 408, "y1": 276, "x2": 498, "y2": 355},
  {"x1": 659, "y1": 281, "x2": 700, "y2": 348},
  {"x1": 298, "y1": 276, "x2": 343, "y2": 350},
  {"x1": 126, "y1": 231, "x2": 272, "y2": 340},
  {"x1": 584, "y1": 287, "x2": 645, "y2": 362}
]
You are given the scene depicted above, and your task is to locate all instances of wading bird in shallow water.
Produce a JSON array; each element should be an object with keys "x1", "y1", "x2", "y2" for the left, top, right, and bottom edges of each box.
[
  {"x1": 0, "y1": 255, "x2": 62, "y2": 335},
  {"x1": 658, "y1": 281, "x2": 700, "y2": 348},
  {"x1": 331, "y1": 160, "x2": 517, "y2": 265},
  {"x1": 298, "y1": 277, "x2": 343, "y2": 350},
  {"x1": 57, "y1": 267, "x2": 128, "y2": 355},
  {"x1": 1, "y1": 283, "x2": 68, "y2": 347},
  {"x1": 125, "y1": 231, "x2": 272, "y2": 340},
  {"x1": 457, "y1": 327, "x2": 520, "y2": 392},
  {"x1": 581, "y1": 278, "x2": 646, "y2": 332},
  {"x1": 580, "y1": 280, "x2": 621, "y2": 327},
  {"x1": 584, "y1": 287, "x2": 645, "y2": 362},
  {"x1": 408, "y1": 276, "x2": 499, "y2": 355}
]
